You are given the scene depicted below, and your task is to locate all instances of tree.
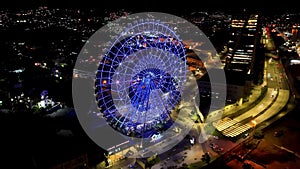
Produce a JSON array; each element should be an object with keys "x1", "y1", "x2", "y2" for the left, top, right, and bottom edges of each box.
[
  {"x1": 201, "y1": 152, "x2": 210, "y2": 163},
  {"x1": 104, "y1": 153, "x2": 109, "y2": 167},
  {"x1": 242, "y1": 162, "x2": 254, "y2": 169},
  {"x1": 147, "y1": 156, "x2": 160, "y2": 169}
]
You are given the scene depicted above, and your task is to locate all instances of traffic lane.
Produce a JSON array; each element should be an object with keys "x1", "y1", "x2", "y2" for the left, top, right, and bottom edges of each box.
[
  {"x1": 234, "y1": 88, "x2": 275, "y2": 123},
  {"x1": 254, "y1": 89, "x2": 289, "y2": 124}
]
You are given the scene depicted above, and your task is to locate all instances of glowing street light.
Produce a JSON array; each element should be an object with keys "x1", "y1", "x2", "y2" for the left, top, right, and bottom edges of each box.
[
  {"x1": 250, "y1": 120, "x2": 257, "y2": 137},
  {"x1": 251, "y1": 120, "x2": 257, "y2": 127}
]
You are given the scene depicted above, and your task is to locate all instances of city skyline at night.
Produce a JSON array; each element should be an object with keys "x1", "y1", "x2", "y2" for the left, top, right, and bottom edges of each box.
[{"x1": 1, "y1": 3, "x2": 300, "y2": 169}]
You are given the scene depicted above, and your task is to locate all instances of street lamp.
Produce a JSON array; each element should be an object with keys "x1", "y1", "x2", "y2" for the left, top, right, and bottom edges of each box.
[
  {"x1": 250, "y1": 120, "x2": 257, "y2": 137},
  {"x1": 250, "y1": 120, "x2": 257, "y2": 128}
]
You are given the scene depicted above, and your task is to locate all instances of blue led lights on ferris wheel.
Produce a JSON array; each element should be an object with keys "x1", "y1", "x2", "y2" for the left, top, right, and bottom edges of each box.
[
  {"x1": 95, "y1": 20, "x2": 187, "y2": 138},
  {"x1": 128, "y1": 68, "x2": 180, "y2": 112}
]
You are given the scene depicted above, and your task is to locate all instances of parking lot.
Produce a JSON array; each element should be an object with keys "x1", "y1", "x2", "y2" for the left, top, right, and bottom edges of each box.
[{"x1": 226, "y1": 107, "x2": 300, "y2": 169}]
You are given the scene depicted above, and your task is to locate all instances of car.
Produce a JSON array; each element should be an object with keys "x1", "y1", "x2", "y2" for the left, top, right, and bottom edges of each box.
[
  {"x1": 213, "y1": 136, "x2": 219, "y2": 140},
  {"x1": 128, "y1": 164, "x2": 136, "y2": 169},
  {"x1": 209, "y1": 143, "x2": 217, "y2": 148},
  {"x1": 243, "y1": 133, "x2": 249, "y2": 138},
  {"x1": 274, "y1": 130, "x2": 284, "y2": 137},
  {"x1": 126, "y1": 150, "x2": 134, "y2": 156},
  {"x1": 215, "y1": 147, "x2": 224, "y2": 152},
  {"x1": 209, "y1": 143, "x2": 219, "y2": 150}
]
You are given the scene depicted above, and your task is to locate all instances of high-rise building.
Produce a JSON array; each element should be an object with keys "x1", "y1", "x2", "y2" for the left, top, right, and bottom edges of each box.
[
  {"x1": 197, "y1": 12, "x2": 263, "y2": 108},
  {"x1": 222, "y1": 12, "x2": 263, "y2": 102},
  {"x1": 225, "y1": 13, "x2": 260, "y2": 74}
]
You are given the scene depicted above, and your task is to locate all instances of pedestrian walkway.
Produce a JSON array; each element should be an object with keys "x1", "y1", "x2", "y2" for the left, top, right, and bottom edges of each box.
[{"x1": 213, "y1": 116, "x2": 251, "y2": 138}]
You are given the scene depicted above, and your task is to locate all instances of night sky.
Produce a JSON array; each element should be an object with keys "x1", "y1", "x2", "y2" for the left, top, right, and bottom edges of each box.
[
  {"x1": 1, "y1": 0, "x2": 299, "y2": 16},
  {"x1": 1, "y1": 1, "x2": 300, "y2": 169}
]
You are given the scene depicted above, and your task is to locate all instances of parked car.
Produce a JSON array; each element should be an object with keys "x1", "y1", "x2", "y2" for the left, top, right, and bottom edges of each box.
[{"x1": 274, "y1": 130, "x2": 284, "y2": 137}]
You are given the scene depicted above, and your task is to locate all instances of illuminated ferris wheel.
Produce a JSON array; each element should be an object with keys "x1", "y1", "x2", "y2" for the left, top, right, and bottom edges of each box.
[{"x1": 95, "y1": 20, "x2": 187, "y2": 138}]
